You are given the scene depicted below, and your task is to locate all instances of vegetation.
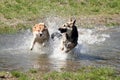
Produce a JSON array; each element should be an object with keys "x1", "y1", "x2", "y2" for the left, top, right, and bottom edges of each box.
[
  {"x1": 0, "y1": 67, "x2": 120, "y2": 80},
  {"x1": 0, "y1": 0, "x2": 120, "y2": 34},
  {"x1": 0, "y1": 0, "x2": 119, "y2": 19},
  {"x1": 0, "y1": 21, "x2": 30, "y2": 34}
]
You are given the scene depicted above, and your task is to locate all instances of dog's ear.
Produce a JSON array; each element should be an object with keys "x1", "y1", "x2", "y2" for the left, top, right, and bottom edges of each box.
[
  {"x1": 34, "y1": 24, "x2": 38, "y2": 28},
  {"x1": 44, "y1": 25, "x2": 48, "y2": 30},
  {"x1": 32, "y1": 24, "x2": 37, "y2": 30},
  {"x1": 69, "y1": 18, "x2": 76, "y2": 26},
  {"x1": 69, "y1": 18, "x2": 73, "y2": 22},
  {"x1": 72, "y1": 19, "x2": 76, "y2": 26}
]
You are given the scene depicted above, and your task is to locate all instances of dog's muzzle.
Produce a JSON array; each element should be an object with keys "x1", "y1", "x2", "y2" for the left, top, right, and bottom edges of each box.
[
  {"x1": 58, "y1": 28, "x2": 67, "y2": 33},
  {"x1": 39, "y1": 32, "x2": 43, "y2": 37},
  {"x1": 40, "y1": 33, "x2": 42, "y2": 36}
]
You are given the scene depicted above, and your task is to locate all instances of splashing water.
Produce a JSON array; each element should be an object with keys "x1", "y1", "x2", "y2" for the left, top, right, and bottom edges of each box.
[
  {"x1": 0, "y1": 16, "x2": 110, "y2": 57},
  {"x1": 43, "y1": 16, "x2": 110, "y2": 60},
  {"x1": 45, "y1": 16, "x2": 68, "y2": 60},
  {"x1": 44, "y1": 16, "x2": 110, "y2": 60},
  {"x1": 78, "y1": 28, "x2": 110, "y2": 44},
  {"x1": 1, "y1": 16, "x2": 117, "y2": 72}
]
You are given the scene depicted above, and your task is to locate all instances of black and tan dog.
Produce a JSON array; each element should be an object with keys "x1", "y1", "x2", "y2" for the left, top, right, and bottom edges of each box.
[{"x1": 58, "y1": 19, "x2": 78, "y2": 53}]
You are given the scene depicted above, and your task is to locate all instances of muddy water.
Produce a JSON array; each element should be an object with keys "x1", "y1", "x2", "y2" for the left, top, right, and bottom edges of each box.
[{"x1": 0, "y1": 26, "x2": 120, "y2": 72}]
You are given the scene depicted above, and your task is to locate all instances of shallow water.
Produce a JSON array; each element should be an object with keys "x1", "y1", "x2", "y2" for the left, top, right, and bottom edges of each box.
[
  {"x1": 0, "y1": 27, "x2": 120, "y2": 72},
  {"x1": 0, "y1": 17, "x2": 120, "y2": 72}
]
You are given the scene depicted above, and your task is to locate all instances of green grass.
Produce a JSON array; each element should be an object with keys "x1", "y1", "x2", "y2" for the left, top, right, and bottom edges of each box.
[
  {"x1": 43, "y1": 67, "x2": 120, "y2": 80},
  {"x1": 0, "y1": 0, "x2": 120, "y2": 34},
  {"x1": 29, "y1": 68, "x2": 38, "y2": 73},
  {"x1": 11, "y1": 71, "x2": 30, "y2": 80},
  {"x1": 106, "y1": 22, "x2": 120, "y2": 27},
  {"x1": 0, "y1": 0, "x2": 119, "y2": 19},
  {"x1": 0, "y1": 21, "x2": 31, "y2": 34},
  {"x1": 0, "y1": 67, "x2": 119, "y2": 80}
]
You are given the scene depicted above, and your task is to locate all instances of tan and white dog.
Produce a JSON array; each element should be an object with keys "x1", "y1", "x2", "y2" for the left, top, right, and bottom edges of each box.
[
  {"x1": 30, "y1": 23, "x2": 49, "y2": 50},
  {"x1": 58, "y1": 19, "x2": 78, "y2": 53}
]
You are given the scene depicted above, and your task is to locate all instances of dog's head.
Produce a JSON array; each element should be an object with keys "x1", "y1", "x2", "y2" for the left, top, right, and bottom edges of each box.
[
  {"x1": 32, "y1": 23, "x2": 47, "y2": 36},
  {"x1": 58, "y1": 19, "x2": 76, "y2": 34}
]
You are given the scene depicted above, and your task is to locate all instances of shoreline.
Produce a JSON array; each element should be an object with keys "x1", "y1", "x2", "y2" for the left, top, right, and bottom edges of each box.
[{"x1": 0, "y1": 14, "x2": 120, "y2": 34}]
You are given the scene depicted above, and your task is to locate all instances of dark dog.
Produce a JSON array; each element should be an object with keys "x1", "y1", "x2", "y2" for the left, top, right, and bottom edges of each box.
[{"x1": 58, "y1": 19, "x2": 78, "y2": 53}]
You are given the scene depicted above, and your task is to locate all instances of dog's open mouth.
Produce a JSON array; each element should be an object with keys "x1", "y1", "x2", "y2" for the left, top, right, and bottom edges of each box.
[{"x1": 58, "y1": 28, "x2": 67, "y2": 33}]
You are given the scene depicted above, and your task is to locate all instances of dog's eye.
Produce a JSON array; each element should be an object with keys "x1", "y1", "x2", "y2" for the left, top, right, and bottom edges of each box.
[
  {"x1": 67, "y1": 25, "x2": 70, "y2": 27},
  {"x1": 63, "y1": 24, "x2": 66, "y2": 27}
]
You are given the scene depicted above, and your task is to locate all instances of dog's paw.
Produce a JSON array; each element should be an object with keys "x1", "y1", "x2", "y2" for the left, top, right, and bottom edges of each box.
[
  {"x1": 65, "y1": 50, "x2": 70, "y2": 53},
  {"x1": 30, "y1": 48, "x2": 33, "y2": 51}
]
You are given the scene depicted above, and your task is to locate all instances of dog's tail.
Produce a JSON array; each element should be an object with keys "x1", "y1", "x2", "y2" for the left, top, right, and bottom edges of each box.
[{"x1": 51, "y1": 32, "x2": 62, "y2": 40}]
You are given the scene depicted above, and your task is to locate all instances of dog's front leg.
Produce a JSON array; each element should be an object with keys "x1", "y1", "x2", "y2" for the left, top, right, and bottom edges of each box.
[
  {"x1": 60, "y1": 34, "x2": 67, "y2": 51},
  {"x1": 60, "y1": 40, "x2": 64, "y2": 51},
  {"x1": 30, "y1": 36, "x2": 36, "y2": 50}
]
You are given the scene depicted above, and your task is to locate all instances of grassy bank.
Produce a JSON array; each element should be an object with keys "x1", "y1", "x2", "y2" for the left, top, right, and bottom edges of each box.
[
  {"x1": 0, "y1": 67, "x2": 120, "y2": 80},
  {"x1": 0, "y1": 0, "x2": 120, "y2": 34},
  {"x1": 0, "y1": 0, "x2": 120, "y2": 19},
  {"x1": 0, "y1": 21, "x2": 30, "y2": 34}
]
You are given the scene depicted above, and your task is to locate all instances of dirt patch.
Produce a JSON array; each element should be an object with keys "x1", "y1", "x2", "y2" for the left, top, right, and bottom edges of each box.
[
  {"x1": 77, "y1": 14, "x2": 120, "y2": 27},
  {"x1": 0, "y1": 14, "x2": 120, "y2": 29},
  {"x1": 0, "y1": 72, "x2": 16, "y2": 80}
]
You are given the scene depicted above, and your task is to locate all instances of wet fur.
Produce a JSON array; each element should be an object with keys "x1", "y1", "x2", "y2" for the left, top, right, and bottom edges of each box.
[
  {"x1": 30, "y1": 23, "x2": 49, "y2": 50},
  {"x1": 58, "y1": 19, "x2": 78, "y2": 53}
]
